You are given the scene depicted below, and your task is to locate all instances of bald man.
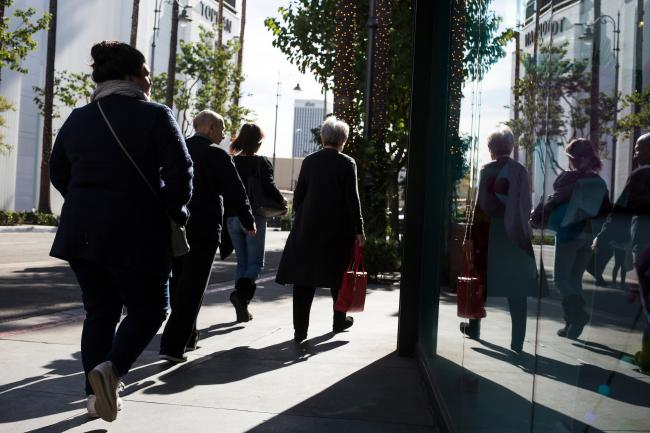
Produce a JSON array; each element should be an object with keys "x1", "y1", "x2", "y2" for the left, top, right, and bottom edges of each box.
[{"x1": 160, "y1": 111, "x2": 256, "y2": 363}]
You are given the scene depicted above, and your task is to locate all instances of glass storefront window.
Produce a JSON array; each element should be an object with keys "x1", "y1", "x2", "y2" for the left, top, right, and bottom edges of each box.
[{"x1": 417, "y1": 0, "x2": 650, "y2": 431}]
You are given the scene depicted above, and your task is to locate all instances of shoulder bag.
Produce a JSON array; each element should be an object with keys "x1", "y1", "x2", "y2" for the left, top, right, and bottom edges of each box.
[
  {"x1": 456, "y1": 199, "x2": 486, "y2": 319},
  {"x1": 247, "y1": 157, "x2": 288, "y2": 218},
  {"x1": 97, "y1": 101, "x2": 190, "y2": 257}
]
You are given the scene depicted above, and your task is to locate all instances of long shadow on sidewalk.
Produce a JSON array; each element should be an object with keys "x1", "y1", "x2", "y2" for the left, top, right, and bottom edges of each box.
[
  {"x1": 474, "y1": 340, "x2": 650, "y2": 407},
  {"x1": 143, "y1": 333, "x2": 348, "y2": 395}
]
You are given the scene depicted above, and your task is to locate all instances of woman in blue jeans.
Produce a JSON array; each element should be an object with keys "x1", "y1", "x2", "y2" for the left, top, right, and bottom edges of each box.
[{"x1": 226, "y1": 123, "x2": 287, "y2": 321}]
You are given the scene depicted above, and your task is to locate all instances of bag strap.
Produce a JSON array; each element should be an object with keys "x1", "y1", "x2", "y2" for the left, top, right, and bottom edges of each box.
[
  {"x1": 96, "y1": 101, "x2": 170, "y2": 220},
  {"x1": 354, "y1": 245, "x2": 365, "y2": 273}
]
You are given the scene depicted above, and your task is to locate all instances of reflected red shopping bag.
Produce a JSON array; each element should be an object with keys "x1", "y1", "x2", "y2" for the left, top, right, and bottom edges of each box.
[
  {"x1": 335, "y1": 242, "x2": 367, "y2": 313},
  {"x1": 456, "y1": 240, "x2": 486, "y2": 319}
]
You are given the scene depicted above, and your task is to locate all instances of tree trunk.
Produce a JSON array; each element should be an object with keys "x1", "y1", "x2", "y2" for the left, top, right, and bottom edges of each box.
[
  {"x1": 165, "y1": 0, "x2": 179, "y2": 108},
  {"x1": 217, "y1": 0, "x2": 224, "y2": 47},
  {"x1": 130, "y1": 0, "x2": 140, "y2": 47},
  {"x1": 363, "y1": 0, "x2": 391, "y2": 238},
  {"x1": 232, "y1": 0, "x2": 246, "y2": 107},
  {"x1": 447, "y1": 0, "x2": 466, "y2": 140},
  {"x1": 0, "y1": 2, "x2": 5, "y2": 84},
  {"x1": 388, "y1": 168, "x2": 400, "y2": 241},
  {"x1": 38, "y1": 0, "x2": 57, "y2": 213},
  {"x1": 333, "y1": 0, "x2": 357, "y2": 128}
]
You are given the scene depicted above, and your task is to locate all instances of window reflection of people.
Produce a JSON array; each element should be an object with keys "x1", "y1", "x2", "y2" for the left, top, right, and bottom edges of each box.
[
  {"x1": 595, "y1": 133, "x2": 650, "y2": 371},
  {"x1": 531, "y1": 138, "x2": 611, "y2": 340},
  {"x1": 461, "y1": 128, "x2": 537, "y2": 354}
]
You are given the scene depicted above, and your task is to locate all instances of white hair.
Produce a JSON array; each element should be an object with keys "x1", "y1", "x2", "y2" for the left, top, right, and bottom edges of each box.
[
  {"x1": 320, "y1": 116, "x2": 350, "y2": 147},
  {"x1": 487, "y1": 127, "x2": 515, "y2": 157}
]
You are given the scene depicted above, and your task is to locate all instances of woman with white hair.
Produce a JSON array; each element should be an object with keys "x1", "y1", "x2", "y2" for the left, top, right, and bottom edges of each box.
[
  {"x1": 276, "y1": 116, "x2": 365, "y2": 342},
  {"x1": 460, "y1": 127, "x2": 538, "y2": 354}
]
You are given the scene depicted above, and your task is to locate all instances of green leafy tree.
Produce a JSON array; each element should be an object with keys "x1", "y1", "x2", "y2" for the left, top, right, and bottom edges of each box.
[
  {"x1": 505, "y1": 43, "x2": 595, "y2": 177},
  {"x1": 266, "y1": 0, "x2": 413, "y2": 238},
  {"x1": 159, "y1": 25, "x2": 252, "y2": 136},
  {"x1": 616, "y1": 87, "x2": 650, "y2": 139},
  {"x1": 0, "y1": 0, "x2": 50, "y2": 153},
  {"x1": 33, "y1": 70, "x2": 93, "y2": 120},
  {"x1": 0, "y1": 0, "x2": 51, "y2": 80}
]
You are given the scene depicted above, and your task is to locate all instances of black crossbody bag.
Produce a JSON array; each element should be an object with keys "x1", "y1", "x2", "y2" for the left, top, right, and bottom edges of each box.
[
  {"x1": 97, "y1": 101, "x2": 190, "y2": 257},
  {"x1": 247, "y1": 157, "x2": 287, "y2": 218}
]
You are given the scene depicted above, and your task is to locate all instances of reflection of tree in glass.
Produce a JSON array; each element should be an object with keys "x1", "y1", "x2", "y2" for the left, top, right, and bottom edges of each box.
[{"x1": 505, "y1": 42, "x2": 617, "y2": 176}]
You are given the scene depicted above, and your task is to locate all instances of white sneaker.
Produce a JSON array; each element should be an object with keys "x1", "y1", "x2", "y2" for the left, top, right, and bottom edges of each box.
[
  {"x1": 88, "y1": 361, "x2": 122, "y2": 422},
  {"x1": 87, "y1": 394, "x2": 123, "y2": 419},
  {"x1": 159, "y1": 353, "x2": 188, "y2": 363}
]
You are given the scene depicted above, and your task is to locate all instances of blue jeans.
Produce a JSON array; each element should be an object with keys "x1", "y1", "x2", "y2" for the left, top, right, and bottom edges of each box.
[{"x1": 227, "y1": 215, "x2": 267, "y2": 281}]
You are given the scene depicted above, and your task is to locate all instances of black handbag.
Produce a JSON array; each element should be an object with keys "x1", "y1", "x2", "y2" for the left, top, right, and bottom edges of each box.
[
  {"x1": 247, "y1": 157, "x2": 287, "y2": 218},
  {"x1": 97, "y1": 101, "x2": 190, "y2": 257}
]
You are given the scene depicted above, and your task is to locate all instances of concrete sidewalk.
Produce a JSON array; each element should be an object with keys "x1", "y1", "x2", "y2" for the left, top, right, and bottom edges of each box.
[{"x1": 0, "y1": 273, "x2": 436, "y2": 432}]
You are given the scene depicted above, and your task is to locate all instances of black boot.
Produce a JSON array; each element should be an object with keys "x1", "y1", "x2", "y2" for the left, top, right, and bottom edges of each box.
[
  {"x1": 231, "y1": 279, "x2": 253, "y2": 323},
  {"x1": 566, "y1": 294, "x2": 590, "y2": 340},
  {"x1": 460, "y1": 319, "x2": 480, "y2": 340},
  {"x1": 557, "y1": 297, "x2": 571, "y2": 337}
]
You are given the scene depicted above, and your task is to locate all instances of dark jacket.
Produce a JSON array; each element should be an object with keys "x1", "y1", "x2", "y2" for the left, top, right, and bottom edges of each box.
[
  {"x1": 597, "y1": 166, "x2": 650, "y2": 258},
  {"x1": 531, "y1": 170, "x2": 612, "y2": 229},
  {"x1": 49, "y1": 95, "x2": 193, "y2": 277},
  {"x1": 276, "y1": 147, "x2": 364, "y2": 288},
  {"x1": 225, "y1": 155, "x2": 285, "y2": 217},
  {"x1": 184, "y1": 135, "x2": 255, "y2": 244}
]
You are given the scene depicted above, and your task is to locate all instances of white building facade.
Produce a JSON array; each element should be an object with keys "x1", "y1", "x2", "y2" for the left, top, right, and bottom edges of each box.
[
  {"x1": 0, "y1": 0, "x2": 241, "y2": 212},
  {"x1": 291, "y1": 99, "x2": 324, "y2": 158},
  {"x1": 514, "y1": 0, "x2": 650, "y2": 205}
]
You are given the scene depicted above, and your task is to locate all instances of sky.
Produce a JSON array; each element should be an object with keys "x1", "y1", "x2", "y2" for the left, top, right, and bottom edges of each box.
[
  {"x1": 458, "y1": 0, "x2": 521, "y2": 166},
  {"x1": 239, "y1": 1, "x2": 325, "y2": 158}
]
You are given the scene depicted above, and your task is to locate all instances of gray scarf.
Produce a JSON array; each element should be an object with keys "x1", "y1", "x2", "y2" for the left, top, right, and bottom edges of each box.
[{"x1": 91, "y1": 80, "x2": 149, "y2": 102}]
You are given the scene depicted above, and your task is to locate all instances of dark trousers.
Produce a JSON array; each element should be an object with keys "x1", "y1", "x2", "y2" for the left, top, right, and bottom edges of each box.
[
  {"x1": 293, "y1": 285, "x2": 344, "y2": 335},
  {"x1": 612, "y1": 248, "x2": 628, "y2": 284},
  {"x1": 69, "y1": 259, "x2": 168, "y2": 395},
  {"x1": 160, "y1": 240, "x2": 218, "y2": 355},
  {"x1": 468, "y1": 296, "x2": 527, "y2": 349}
]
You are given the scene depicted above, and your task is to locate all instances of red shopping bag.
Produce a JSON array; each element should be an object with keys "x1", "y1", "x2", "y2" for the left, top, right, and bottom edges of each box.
[
  {"x1": 456, "y1": 240, "x2": 486, "y2": 319},
  {"x1": 335, "y1": 243, "x2": 367, "y2": 313}
]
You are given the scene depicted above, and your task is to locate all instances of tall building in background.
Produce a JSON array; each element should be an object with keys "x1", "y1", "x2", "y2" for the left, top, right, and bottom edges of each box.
[{"x1": 292, "y1": 99, "x2": 324, "y2": 157}]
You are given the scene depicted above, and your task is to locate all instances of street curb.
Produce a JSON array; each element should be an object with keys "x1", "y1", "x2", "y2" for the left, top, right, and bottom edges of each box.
[{"x1": 0, "y1": 225, "x2": 57, "y2": 233}]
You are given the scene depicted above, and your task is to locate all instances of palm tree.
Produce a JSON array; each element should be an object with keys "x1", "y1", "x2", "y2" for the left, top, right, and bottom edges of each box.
[
  {"x1": 165, "y1": 0, "x2": 179, "y2": 108},
  {"x1": 217, "y1": 0, "x2": 224, "y2": 47},
  {"x1": 38, "y1": 0, "x2": 57, "y2": 213},
  {"x1": 130, "y1": 0, "x2": 140, "y2": 47},
  {"x1": 232, "y1": 0, "x2": 246, "y2": 108}
]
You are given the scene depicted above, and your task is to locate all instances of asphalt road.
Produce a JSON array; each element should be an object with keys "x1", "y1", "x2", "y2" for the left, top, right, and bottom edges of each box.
[{"x1": 0, "y1": 230, "x2": 289, "y2": 323}]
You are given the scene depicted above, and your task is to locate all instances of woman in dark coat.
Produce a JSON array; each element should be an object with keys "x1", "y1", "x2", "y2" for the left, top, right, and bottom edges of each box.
[
  {"x1": 276, "y1": 116, "x2": 365, "y2": 342},
  {"x1": 49, "y1": 41, "x2": 193, "y2": 422},
  {"x1": 531, "y1": 138, "x2": 611, "y2": 340}
]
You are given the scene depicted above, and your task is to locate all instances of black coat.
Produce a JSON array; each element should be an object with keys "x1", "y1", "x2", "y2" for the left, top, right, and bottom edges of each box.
[
  {"x1": 184, "y1": 134, "x2": 255, "y2": 246},
  {"x1": 49, "y1": 95, "x2": 193, "y2": 277},
  {"x1": 225, "y1": 155, "x2": 285, "y2": 217},
  {"x1": 276, "y1": 147, "x2": 364, "y2": 288}
]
